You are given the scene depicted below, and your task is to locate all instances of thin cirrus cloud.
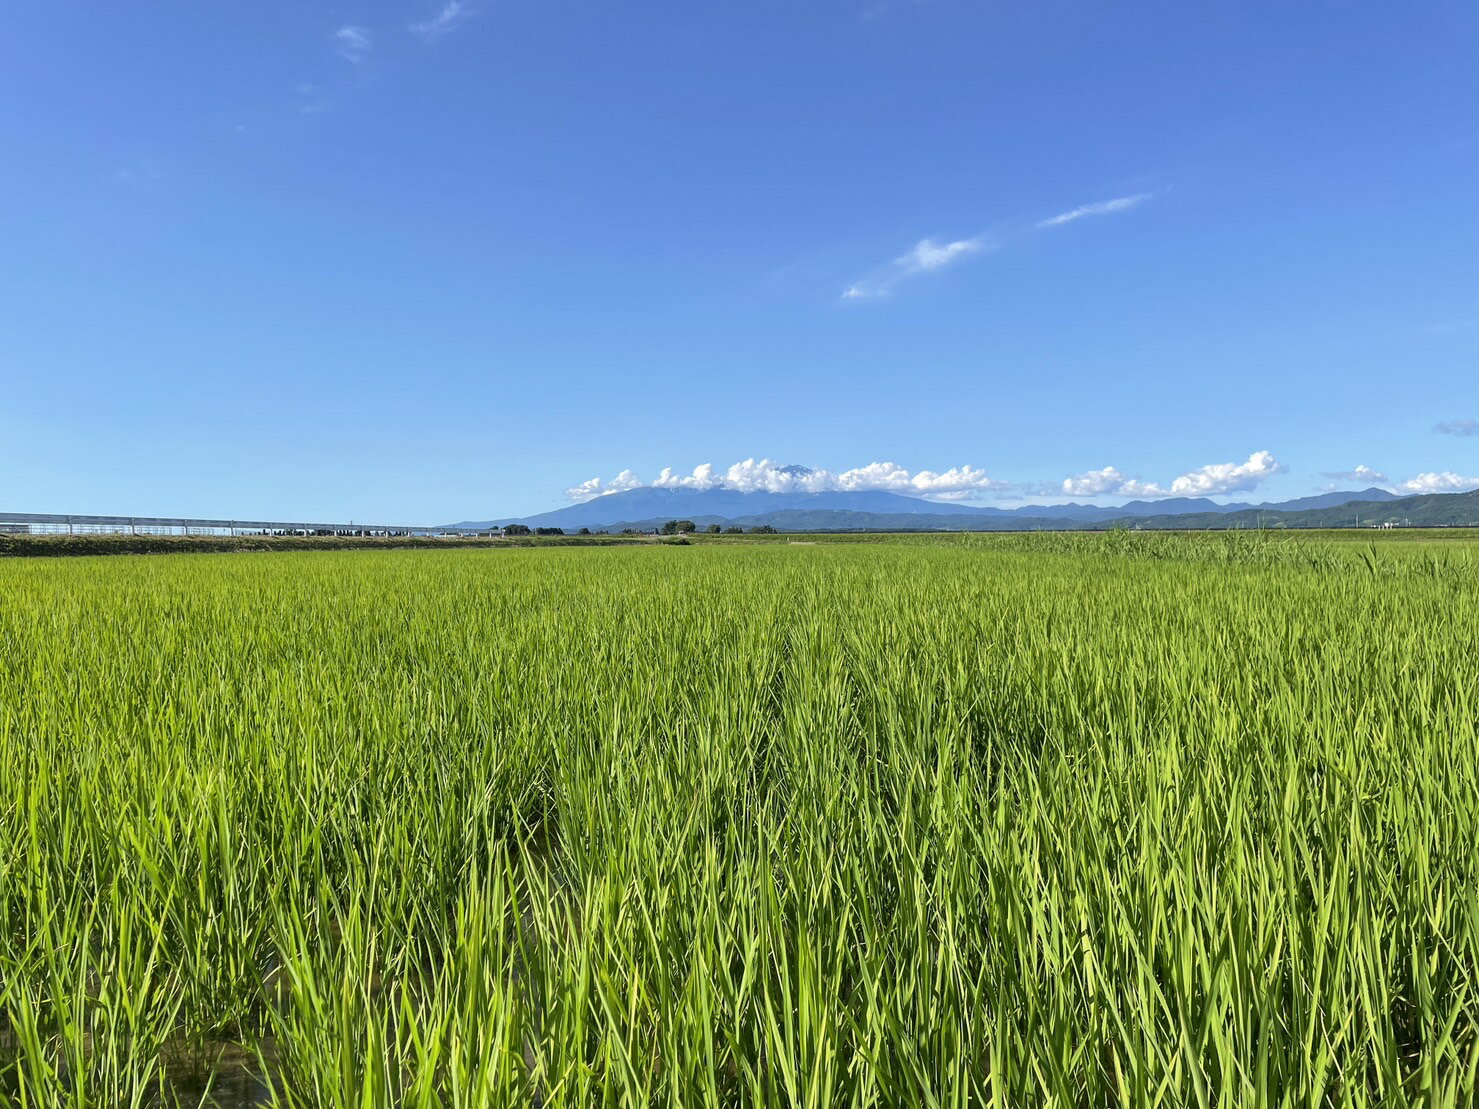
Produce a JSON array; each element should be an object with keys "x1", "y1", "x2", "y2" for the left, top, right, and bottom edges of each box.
[
  {"x1": 842, "y1": 236, "x2": 991, "y2": 300},
  {"x1": 1036, "y1": 193, "x2": 1152, "y2": 229},
  {"x1": 303, "y1": 9, "x2": 468, "y2": 120},
  {"x1": 294, "y1": 81, "x2": 332, "y2": 115},
  {"x1": 333, "y1": 25, "x2": 372, "y2": 62},
  {"x1": 1435, "y1": 417, "x2": 1478, "y2": 437},
  {"x1": 111, "y1": 161, "x2": 165, "y2": 190},
  {"x1": 1060, "y1": 451, "x2": 1287, "y2": 499},
  {"x1": 842, "y1": 191, "x2": 1154, "y2": 300},
  {"x1": 411, "y1": 1, "x2": 473, "y2": 40}
]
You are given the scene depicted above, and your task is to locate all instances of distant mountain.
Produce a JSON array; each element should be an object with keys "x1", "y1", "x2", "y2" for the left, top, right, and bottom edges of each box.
[
  {"x1": 678, "y1": 487, "x2": 1470, "y2": 534},
  {"x1": 1244, "y1": 488, "x2": 1401, "y2": 513},
  {"x1": 450, "y1": 487, "x2": 1004, "y2": 530},
  {"x1": 1012, "y1": 488, "x2": 1400, "y2": 523},
  {"x1": 1112, "y1": 488, "x2": 1478, "y2": 532},
  {"x1": 449, "y1": 485, "x2": 1401, "y2": 532},
  {"x1": 744, "y1": 488, "x2": 1467, "y2": 534}
]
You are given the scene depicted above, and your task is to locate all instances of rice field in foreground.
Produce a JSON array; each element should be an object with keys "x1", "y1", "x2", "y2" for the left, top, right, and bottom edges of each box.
[{"x1": 1, "y1": 534, "x2": 1476, "y2": 1107}]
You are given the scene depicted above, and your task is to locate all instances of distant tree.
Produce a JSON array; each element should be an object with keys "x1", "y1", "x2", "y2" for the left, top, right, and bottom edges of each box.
[
  {"x1": 620, "y1": 528, "x2": 640, "y2": 537},
  {"x1": 725, "y1": 526, "x2": 743, "y2": 534},
  {"x1": 504, "y1": 524, "x2": 532, "y2": 536},
  {"x1": 659, "y1": 519, "x2": 698, "y2": 535},
  {"x1": 534, "y1": 527, "x2": 564, "y2": 536},
  {"x1": 705, "y1": 524, "x2": 722, "y2": 534},
  {"x1": 577, "y1": 527, "x2": 592, "y2": 536},
  {"x1": 750, "y1": 524, "x2": 778, "y2": 534}
]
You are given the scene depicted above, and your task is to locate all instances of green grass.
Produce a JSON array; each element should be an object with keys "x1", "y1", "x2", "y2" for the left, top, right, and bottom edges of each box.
[{"x1": 1, "y1": 536, "x2": 1476, "y2": 1106}]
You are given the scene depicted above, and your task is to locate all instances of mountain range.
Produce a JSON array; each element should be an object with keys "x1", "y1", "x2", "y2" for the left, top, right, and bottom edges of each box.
[{"x1": 449, "y1": 486, "x2": 1431, "y2": 532}]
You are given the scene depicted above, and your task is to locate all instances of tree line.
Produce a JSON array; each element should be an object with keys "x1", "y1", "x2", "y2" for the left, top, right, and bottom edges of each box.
[{"x1": 500, "y1": 521, "x2": 780, "y2": 537}]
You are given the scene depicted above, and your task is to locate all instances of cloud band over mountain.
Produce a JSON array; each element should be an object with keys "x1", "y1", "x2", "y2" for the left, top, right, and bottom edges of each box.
[
  {"x1": 565, "y1": 449, "x2": 1479, "y2": 507},
  {"x1": 567, "y1": 452, "x2": 1292, "y2": 504},
  {"x1": 567, "y1": 460, "x2": 1011, "y2": 502}
]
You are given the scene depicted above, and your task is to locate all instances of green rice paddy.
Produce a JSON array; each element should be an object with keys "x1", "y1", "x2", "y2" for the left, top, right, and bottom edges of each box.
[{"x1": 1, "y1": 534, "x2": 1476, "y2": 1105}]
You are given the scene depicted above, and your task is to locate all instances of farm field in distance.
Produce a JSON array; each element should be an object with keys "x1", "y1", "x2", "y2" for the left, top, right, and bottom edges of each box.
[{"x1": 1, "y1": 534, "x2": 1476, "y2": 1106}]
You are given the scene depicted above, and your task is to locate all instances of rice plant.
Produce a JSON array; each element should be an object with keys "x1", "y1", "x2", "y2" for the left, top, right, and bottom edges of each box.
[{"x1": 1, "y1": 537, "x2": 1475, "y2": 1106}]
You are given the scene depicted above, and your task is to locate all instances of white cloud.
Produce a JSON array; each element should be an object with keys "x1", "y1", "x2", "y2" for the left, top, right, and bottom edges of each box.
[
  {"x1": 843, "y1": 235, "x2": 989, "y2": 299},
  {"x1": 333, "y1": 25, "x2": 372, "y2": 62},
  {"x1": 652, "y1": 463, "x2": 728, "y2": 491},
  {"x1": 569, "y1": 452, "x2": 1293, "y2": 505},
  {"x1": 1435, "y1": 418, "x2": 1479, "y2": 437},
  {"x1": 566, "y1": 458, "x2": 1011, "y2": 502},
  {"x1": 1060, "y1": 467, "x2": 1122, "y2": 497},
  {"x1": 411, "y1": 1, "x2": 472, "y2": 40},
  {"x1": 1058, "y1": 451, "x2": 1285, "y2": 500},
  {"x1": 1037, "y1": 193, "x2": 1152, "y2": 229},
  {"x1": 1167, "y1": 450, "x2": 1286, "y2": 496},
  {"x1": 1395, "y1": 471, "x2": 1479, "y2": 495},
  {"x1": 564, "y1": 469, "x2": 644, "y2": 501},
  {"x1": 1321, "y1": 464, "x2": 1389, "y2": 484},
  {"x1": 1060, "y1": 466, "x2": 1166, "y2": 498},
  {"x1": 837, "y1": 461, "x2": 1010, "y2": 497}
]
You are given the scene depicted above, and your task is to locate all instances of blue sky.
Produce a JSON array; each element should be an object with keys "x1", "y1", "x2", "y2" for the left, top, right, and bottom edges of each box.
[{"x1": 2, "y1": 0, "x2": 1476, "y2": 522}]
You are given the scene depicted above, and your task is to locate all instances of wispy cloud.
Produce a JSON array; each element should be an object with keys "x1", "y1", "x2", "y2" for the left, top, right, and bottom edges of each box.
[
  {"x1": 842, "y1": 236, "x2": 991, "y2": 300},
  {"x1": 1037, "y1": 193, "x2": 1152, "y2": 229},
  {"x1": 294, "y1": 81, "x2": 332, "y2": 115},
  {"x1": 1060, "y1": 451, "x2": 1286, "y2": 499},
  {"x1": 111, "y1": 161, "x2": 164, "y2": 190},
  {"x1": 411, "y1": 1, "x2": 472, "y2": 41},
  {"x1": 333, "y1": 25, "x2": 372, "y2": 63},
  {"x1": 1436, "y1": 417, "x2": 1479, "y2": 437},
  {"x1": 568, "y1": 458, "x2": 1012, "y2": 502},
  {"x1": 1321, "y1": 464, "x2": 1389, "y2": 485},
  {"x1": 841, "y1": 190, "x2": 1156, "y2": 301}
]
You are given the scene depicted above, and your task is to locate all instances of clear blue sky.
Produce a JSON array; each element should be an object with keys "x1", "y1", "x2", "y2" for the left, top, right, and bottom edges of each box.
[{"x1": 3, "y1": 0, "x2": 1476, "y2": 521}]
